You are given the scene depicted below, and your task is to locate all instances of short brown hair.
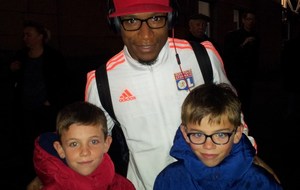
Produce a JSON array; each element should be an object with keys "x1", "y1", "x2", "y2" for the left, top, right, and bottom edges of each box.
[
  {"x1": 181, "y1": 83, "x2": 241, "y2": 128},
  {"x1": 56, "y1": 101, "x2": 107, "y2": 140}
]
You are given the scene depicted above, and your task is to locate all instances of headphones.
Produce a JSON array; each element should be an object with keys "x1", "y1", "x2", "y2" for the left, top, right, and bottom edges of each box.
[{"x1": 106, "y1": 0, "x2": 178, "y2": 33}]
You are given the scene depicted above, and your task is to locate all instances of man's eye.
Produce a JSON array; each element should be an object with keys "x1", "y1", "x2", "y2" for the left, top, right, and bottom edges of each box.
[
  {"x1": 127, "y1": 19, "x2": 137, "y2": 24},
  {"x1": 152, "y1": 17, "x2": 159, "y2": 21},
  {"x1": 151, "y1": 16, "x2": 161, "y2": 22}
]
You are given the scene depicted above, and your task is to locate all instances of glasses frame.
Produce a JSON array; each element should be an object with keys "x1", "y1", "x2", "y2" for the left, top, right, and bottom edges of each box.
[
  {"x1": 119, "y1": 15, "x2": 168, "y2": 31},
  {"x1": 186, "y1": 129, "x2": 236, "y2": 145}
]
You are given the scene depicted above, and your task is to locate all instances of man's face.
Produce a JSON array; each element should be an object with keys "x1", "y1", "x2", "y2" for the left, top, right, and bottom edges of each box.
[
  {"x1": 189, "y1": 19, "x2": 207, "y2": 38},
  {"x1": 23, "y1": 27, "x2": 43, "y2": 48},
  {"x1": 120, "y1": 12, "x2": 169, "y2": 65},
  {"x1": 242, "y1": 13, "x2": 256, "y2": 32}
]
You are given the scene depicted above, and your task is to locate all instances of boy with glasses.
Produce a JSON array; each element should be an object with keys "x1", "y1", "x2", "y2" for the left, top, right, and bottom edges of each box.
[{"x1": 154, "y1": 83, "x2": 282, "y2": 190}]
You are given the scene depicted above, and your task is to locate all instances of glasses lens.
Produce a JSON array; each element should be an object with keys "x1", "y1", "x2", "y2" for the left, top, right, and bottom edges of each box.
[
  {"x1": 211, "y1": 133, "x2": 230, "y2": 144},
  {"x1": 189, "y1": 133, "x2": 206, "y2": 144},
  {"x1": 188, "y1": 132, "x2": 233, "y2": 145},
  {"x1": 121, "y1": 18, "x2": 141, "y2": 31},
  {"x1": 147, "y1": 16, "x2": 167, "y2": 29},
  {"x1": 121, "y1": 16, "x2": 167, "y2": 31}
]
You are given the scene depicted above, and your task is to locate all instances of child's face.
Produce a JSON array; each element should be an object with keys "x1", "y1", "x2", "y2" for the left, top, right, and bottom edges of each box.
[
  {"x1": 54, "y1": 124, "x2": 111, "y2": 176},
  {"x1": 181, "y1": 114, "x2": 242, "y2": 167}
]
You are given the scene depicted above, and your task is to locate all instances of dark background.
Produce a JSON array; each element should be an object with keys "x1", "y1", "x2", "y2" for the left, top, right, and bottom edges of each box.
[{"x1": 1, "y1": 0, "x2": 299, "y2": 189}]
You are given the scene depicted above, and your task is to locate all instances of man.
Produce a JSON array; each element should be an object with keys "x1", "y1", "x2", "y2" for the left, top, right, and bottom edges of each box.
[
  {"x1": 223, "y1": 10, "x2": 260, "y2": 123},
  {"x1": 27, "y1": 1, "x2": 277, "y2": 190},
  {"x1": 85, "y1": 1, "x2": 247, "y2": 189}
]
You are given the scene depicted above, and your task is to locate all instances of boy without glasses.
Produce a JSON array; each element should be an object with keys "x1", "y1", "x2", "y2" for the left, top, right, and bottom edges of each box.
[
  {"x1": 33, "y1": 101, "x2": 135, "y2": 190},
  {"x1": 154, "y1": 83, "x2": 282, "y2": 190}
]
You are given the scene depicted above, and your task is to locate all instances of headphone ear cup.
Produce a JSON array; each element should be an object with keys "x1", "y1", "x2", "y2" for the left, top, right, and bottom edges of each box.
[
  {"x1": 167, "y1": 11, "x2": 178, "y2": 29},
  {"x1": 107, "y1": 12, "x2": 120, "y2": 33},
  {"x1": 112, "y1": 17, "x2": 121, "y2": 33},
  {"x1": 168, "y1": 0, "x2": 178, "y2": 29},
  {"x1": 106, "y1": 0, "x2": 120, "y2": 33}
]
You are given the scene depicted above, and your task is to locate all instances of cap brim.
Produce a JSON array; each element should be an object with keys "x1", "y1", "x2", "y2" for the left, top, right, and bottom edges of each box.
[{"x1": 109, "y1": 4, "x2": 172, "y2": 17}]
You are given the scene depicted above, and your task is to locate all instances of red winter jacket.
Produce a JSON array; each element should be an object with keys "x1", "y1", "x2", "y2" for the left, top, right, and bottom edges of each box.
[{"x1": 33, "y1": 132, "x2": 135, "y2": 190}]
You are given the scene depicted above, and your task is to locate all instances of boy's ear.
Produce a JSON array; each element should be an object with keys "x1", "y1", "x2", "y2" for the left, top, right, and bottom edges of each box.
[
  {"x1": 233, "y1": 125, "x2": 243, "y2": 144},
  {"x1": 53, "y1": 141, "x2": 66, "y2": 159},
  {"x1": 104, "y1": 135, "x2": 112, "y2": 153},
  {"x1": 180, "y1": 125, "x2": 190, "y2": 143}
]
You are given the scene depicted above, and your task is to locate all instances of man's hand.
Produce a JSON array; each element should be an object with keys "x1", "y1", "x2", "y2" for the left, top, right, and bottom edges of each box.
[
  {"x1": 10, "y1": 61, "x2": 21, "y2": 71},
  {"x1": 241, "y1": 36, "x2": 256, "y2": 47},
  {"x1": 26, "y1": 177, "x2": 43, "y2": 190}
]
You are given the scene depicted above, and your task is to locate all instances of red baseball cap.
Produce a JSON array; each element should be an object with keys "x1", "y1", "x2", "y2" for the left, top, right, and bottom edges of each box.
[{"x1": 109, "y1": 0, "x2": 173, "y2": 17}]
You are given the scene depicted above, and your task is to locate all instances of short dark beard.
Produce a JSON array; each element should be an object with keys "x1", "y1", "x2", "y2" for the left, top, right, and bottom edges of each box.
[{"x1": 138, "y1": 59, "x2": 157, "y2": 66}]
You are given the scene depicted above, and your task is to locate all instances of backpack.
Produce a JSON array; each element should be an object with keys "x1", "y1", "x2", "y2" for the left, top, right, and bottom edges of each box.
[{"x1": 95, "y1": 41, "x2": 212, "y2": 177}]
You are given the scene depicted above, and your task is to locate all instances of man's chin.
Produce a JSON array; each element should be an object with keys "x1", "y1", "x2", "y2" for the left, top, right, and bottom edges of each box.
[{"x1": 138, "y1": 59, "x2": 157, "y2": 66}]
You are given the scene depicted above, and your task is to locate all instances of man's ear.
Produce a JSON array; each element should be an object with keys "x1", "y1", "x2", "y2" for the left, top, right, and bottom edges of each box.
[
  {"x1": 233, "y1": 125, "x2": 243, "y2": 144},
  {"x1": 104, "y1": 135, "x2": 112, "y2": 153},
  {"x1": 53, "y1": 141, "x2": 66, "y2": 159}
]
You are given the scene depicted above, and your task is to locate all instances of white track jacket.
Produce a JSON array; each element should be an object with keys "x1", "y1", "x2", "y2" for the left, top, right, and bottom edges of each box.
[{"x1": 85, "y1": 38, "x2": 251, "y2": 190}]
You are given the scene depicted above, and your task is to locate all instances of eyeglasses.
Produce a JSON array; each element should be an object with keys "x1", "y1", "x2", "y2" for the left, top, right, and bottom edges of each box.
[
  {"x1": 186, "y1": 130, "x2": 236, "y2": 145},
  {"x1": 119, "y1": 15, "x2": 168, "y2": 31}
]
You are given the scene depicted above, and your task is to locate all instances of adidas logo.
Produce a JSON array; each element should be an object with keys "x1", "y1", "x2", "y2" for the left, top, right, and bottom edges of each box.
[{"x1": 119, "y1": 89, "x2": 136, "y2": 102}]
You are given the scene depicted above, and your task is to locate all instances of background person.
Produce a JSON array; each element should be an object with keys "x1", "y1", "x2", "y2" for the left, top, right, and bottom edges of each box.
[
  {"x1": 223, "y1": 10, "x2": 260, "y2": 123},
  {"x1": 185, "y1": 13, "x2": 221, "y2": 52},
  {"x1": 10, "y1": 20, "x2": 69, "y2": 187}
]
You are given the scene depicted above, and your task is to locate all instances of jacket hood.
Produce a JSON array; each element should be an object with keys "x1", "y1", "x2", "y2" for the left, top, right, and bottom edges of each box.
[
  {"x1": 170, "y1": 127, "x2": 256, "y2": 183},
  {"x1": 33, "y1": 132, "x2": 115, "y2": 189}
]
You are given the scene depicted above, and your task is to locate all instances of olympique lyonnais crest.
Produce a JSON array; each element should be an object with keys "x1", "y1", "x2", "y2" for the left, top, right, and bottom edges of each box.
[{"x1": 174, "y1": 69, "x2": 195, "y2": 91}]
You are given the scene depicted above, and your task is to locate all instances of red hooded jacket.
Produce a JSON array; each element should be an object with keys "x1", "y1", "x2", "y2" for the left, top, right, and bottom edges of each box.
[{"x1": 33, "y1": 132, "x2": 135, "y2": 190}]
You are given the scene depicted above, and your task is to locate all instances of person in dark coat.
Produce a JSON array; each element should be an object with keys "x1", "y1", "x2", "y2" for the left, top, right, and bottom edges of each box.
[
  {"x1": 10, "y1": 20, "x2": 69, "y2": 186},
  {"x1": 223, "y1": 10, "x2": 260, "y2": 123}
]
